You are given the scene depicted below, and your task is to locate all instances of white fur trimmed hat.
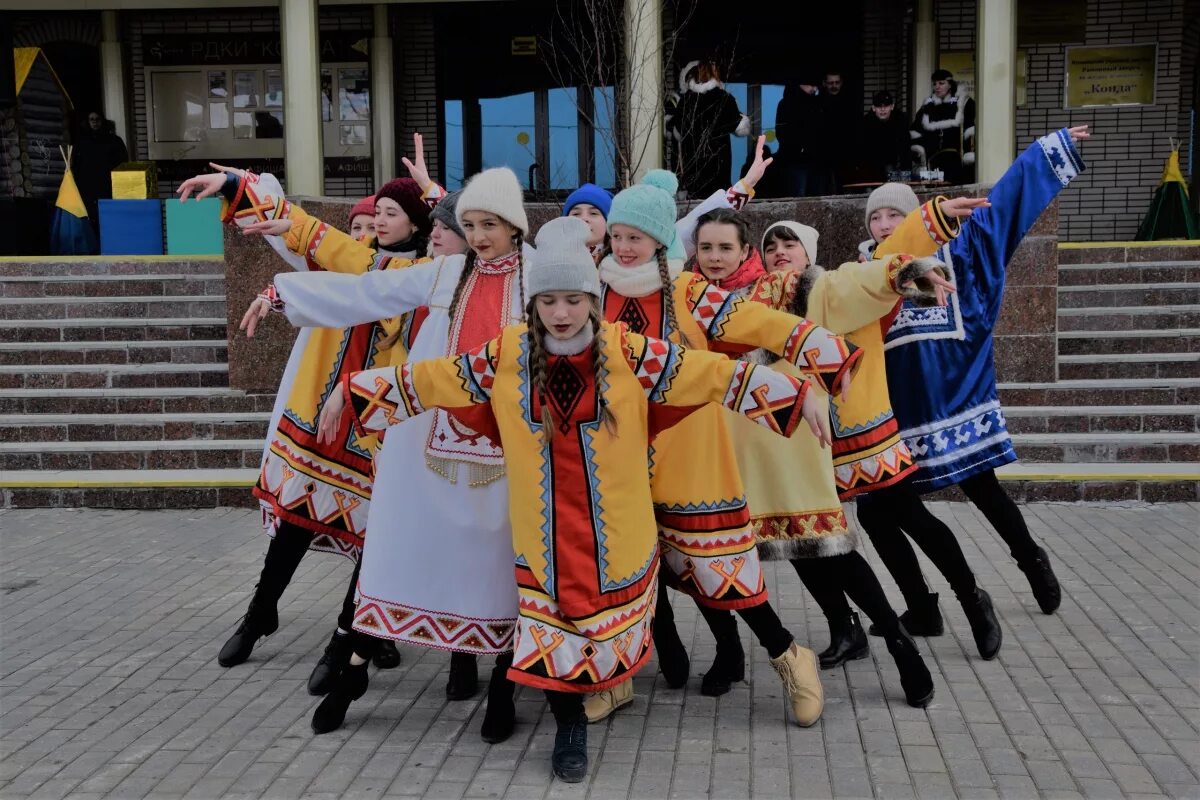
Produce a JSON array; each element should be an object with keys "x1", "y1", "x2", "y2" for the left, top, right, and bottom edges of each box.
[{"x1": 456, "y1": 167, "x2": 529, "y2": 236}]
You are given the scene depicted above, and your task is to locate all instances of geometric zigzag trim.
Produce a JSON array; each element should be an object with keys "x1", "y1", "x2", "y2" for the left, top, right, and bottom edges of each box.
[{"x1": 352, "y1": 597, "x2": 516, "y2": 654}]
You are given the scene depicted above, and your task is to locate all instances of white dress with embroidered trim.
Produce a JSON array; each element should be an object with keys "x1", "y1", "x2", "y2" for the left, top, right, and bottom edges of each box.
[{"x1": 273, "y1": 253, "x2": 522, "y2": 653}]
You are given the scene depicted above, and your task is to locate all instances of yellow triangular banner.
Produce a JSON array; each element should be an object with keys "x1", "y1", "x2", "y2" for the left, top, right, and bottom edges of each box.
[
  {"x1": 56, "y1": 169, "x2": 88, "y2": 219},
  {"x1": 14, "y1": 47, "x2": 39, "y2": 95},
  {"x1": 1161, "y1": 148, "x2": 1188, "y2": 195}
]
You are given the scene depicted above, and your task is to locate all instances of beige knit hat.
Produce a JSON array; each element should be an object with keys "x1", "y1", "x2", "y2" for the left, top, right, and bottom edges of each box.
[
  {"x1": 762, "y1": 221, "x2": 819, "y2": 266},
  {"x1": 456, "y1": 167, "x2": 529, "y2": 235},
  {"x1": 864, "y1": 183, "x2": 920, "y2": 230}
]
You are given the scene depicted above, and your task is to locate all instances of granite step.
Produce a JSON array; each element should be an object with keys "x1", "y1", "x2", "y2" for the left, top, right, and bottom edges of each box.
[
  {"x1": 0, "y1": 439, "x2": 264, "y2": 472},
  {"x1": 998, "y1": 377, "x2": 1200, "y2": 406},
  {"x1": 0, "y1": 256, "x2": 225, "y2": 277},
  {"x1": 1057, "y1": 329, "x2": 1200, "y2": 356},
  {"x1": 1057, "y1": 243, "x2": 1200, "y2": 265},
  {"x1": 1, "y1": 295, "x2": 226, "y2": 321},
  {"x1": 1003, "y1": 405, "x2": 1200, "y2": 434},
  {"x1": 973, "y1": 462, "x2": 1197, "y2": 503},
  {"x1": 0, "y1": 340, "x2": 229, "y2": 366},
  {"x1": 1057, "y1": 260, "x2": 1200, "y2": 286},
  {"x1": 1057, "y1": 282, "x2": 1200, "y2": 309},
  {"x1": 0, "y1": 387, "x2": 273, "y2": 415},
  {"x1": 0, "y1": 468, "x2": 259, "y2": 509},
  {"x1": 0, "y1": 412, "x2": 271, "y2": 444},
  {"x1": 1056, "y1": 305, "x2": 1200, "y2": 332},
  {"x1": 0, "y1": 274, "x2": 226, "y2": 298},
  {"x1": 0, "y1": 318, "x2": 228, "y2": 343},
  {"x1": 1057, "y1": 352, "x2": 1200, "y2": 381},
  {"x1": 0, "y1": 363, "x2": 231, "y2": 390},
  {"x1": 1009, "y1": 432, "x2": 1199, "y2": 463}
]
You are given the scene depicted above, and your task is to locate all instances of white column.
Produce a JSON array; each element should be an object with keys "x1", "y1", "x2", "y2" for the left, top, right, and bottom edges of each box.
[
  {"x1": 370, "y1": 4, "x2": 396, "y2": 187},
  {"x1": 623, "y1": 0, "x2": 663, "y2": 185},
  {"x1": 975, "y1": 0, "x2": 1016, "y2": 183},
  {"x1": 910, "y1": 0, "x2": 936, "y2": 119},
  {"x1": 280, "y1": 0, "x2": 324, "y2": 195},
  {"x1": 99, "y1": 11, "x2": 128, "y2": 143}
]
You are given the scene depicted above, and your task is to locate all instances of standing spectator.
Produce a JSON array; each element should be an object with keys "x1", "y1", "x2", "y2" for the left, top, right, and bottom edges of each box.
[
  {"x1": 671, "y1": 60, "x2": 750, "y2": 199},
  {"x1": 72, "y1": 111, "x2": 129, "y2": 236},
  {"x1": 774, "y1": 71, "x2": 857, "y2": 196},
  {"x1": 911, "y1": 69, "x2": 975, "y2": 182},
  {"x1": 855, "y1": 90, "x2": 913, "y2": 183}
]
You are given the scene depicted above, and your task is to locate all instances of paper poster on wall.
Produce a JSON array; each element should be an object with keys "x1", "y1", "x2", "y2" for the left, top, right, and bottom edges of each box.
[
  {"x1": 938, "y1": 51, "x2": 1027, "y2": 106},
  {"x1": 1065, "y1": 44, "x2": 1156, "y2": 108}
]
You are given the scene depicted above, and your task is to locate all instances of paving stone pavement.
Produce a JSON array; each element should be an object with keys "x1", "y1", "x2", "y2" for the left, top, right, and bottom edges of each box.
[{"x1": 1, "y1": 502, "x2": 1197, "y2": 800}]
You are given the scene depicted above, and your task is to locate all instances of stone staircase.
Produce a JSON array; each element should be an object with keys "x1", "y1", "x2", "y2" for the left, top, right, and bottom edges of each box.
[
  {"x1": 1, "y1": 245, "x2": 1197, "y2": 508},
  {"x1": 0, "y1": 257, "x2": 269, "y2": 508}
]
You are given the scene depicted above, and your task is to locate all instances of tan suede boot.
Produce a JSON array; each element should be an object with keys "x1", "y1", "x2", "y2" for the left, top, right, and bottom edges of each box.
[
  {"x1": 769, "y1": 643, "x2": 824, "y2": 727},
  {"x1": 582, "y1": 679, "x2": 634, "y2": 724}
]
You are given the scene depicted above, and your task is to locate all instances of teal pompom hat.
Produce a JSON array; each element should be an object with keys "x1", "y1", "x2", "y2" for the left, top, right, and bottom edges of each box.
[{"x1": 607, "y1": 169, "x2": 680, "y2": 252}]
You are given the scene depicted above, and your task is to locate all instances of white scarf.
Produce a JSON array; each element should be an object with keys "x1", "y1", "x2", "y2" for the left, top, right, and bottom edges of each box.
[
  {"x1": 543, "y1": 321, "x2": 594, "y2": 356},
  {"x1": 598, "y1": 254, "x2": 684, "y2": 298}
]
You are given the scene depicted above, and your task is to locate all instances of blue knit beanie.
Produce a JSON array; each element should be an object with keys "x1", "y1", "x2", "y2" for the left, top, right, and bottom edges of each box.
[
  {"x1": 607, "y1": 170, "x2": 679, "y2": 250},
  {"x1": 562, "y1": 183, "x2": 613, "y2": 218}
]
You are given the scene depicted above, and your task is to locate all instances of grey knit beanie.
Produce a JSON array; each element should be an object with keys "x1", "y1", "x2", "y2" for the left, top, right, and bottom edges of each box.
[
  {"x1": 528, "y1": 217, "x2": 601, "y2": 298},
  {"x1": 430, "y1": 190, "x2": 466, "y2": 240},
  {"x1": 864, "y1": 183, "x2": 920, "y2": 231}
]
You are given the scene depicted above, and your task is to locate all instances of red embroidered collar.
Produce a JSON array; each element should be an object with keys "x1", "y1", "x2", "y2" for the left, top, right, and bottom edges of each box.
[{"x1": 476, "y1": 250, "x2": 521, "y2": 275}]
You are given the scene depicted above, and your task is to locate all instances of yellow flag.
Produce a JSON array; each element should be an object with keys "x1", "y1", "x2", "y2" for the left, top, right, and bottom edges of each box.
[
  {"x1": 56, "y1": 169, "x2": 89, "y2": 219},
  {"x1": 1161, "y1": 148, "x2": 1188, "y2": 195}
]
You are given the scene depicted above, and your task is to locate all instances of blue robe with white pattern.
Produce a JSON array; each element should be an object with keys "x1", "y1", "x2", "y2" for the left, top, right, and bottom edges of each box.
[{"x1": 882, "y1": 128, "x2": 1086, "y2": 490}]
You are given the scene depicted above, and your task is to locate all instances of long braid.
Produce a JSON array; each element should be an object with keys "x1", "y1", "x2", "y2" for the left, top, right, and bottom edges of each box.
[
  {"x1": 514, "y1": 231, "x2": 526, "y2": 321},
  {"x1": 588, "y1": 304, "x2": 618, "y2": 436},
  {"x1": 447, "y1": 249, "x2": 477, "y2": 323},
  {"x1": 525, "y1": 300, "x2": 556, "y2": 439},
  {"x1": 654, "y1": 247, "x2": 680, "y2": 342}
]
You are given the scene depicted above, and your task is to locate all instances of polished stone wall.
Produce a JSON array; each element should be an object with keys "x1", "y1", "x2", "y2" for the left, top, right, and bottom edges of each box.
[{"x1": 224, "y1": 189, "x2": 1059, "y2": 392}]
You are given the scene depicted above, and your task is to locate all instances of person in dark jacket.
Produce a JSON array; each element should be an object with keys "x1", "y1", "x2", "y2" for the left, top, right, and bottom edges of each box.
[
  {"x1": 855, "y1": 91, "x2": 913, "y2": 183},
  {"x1": 774, "y1": 71, "x2": 857, "y2": 196},
  {"x1": 911, "y1": 69, "x2": 975, "y2": 182},
  {"x1": 72, "y1": 111, "x2": 129, "y2": 235},
  {"x1": 671, "y1": 61, "x2": 750, "y2": 199}
]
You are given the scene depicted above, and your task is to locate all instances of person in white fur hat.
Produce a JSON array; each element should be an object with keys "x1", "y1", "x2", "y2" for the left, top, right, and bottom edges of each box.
[{"x1": 249, "y1": 166, "x2": 533, "y2": 739}]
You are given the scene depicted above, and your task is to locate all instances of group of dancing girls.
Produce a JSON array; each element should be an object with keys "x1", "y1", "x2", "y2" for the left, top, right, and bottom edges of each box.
[{"x1": 177, "y1": 123, "x2": 1088, "y2": 784}]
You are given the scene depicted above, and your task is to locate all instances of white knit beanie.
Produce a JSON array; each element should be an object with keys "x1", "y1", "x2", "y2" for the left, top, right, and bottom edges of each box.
[
  {"x1": 864, "y1": 183, "x2": 919, "y2": 231},
  {"x1": 762, "y1": 221, "x2": 819, "y2": 266},
  {"x1": 456, "y1": 167, "x2": 529, "y2": 236},
  {"x1": 528, "y1": 218, "x2": 600, "y2": 297}
]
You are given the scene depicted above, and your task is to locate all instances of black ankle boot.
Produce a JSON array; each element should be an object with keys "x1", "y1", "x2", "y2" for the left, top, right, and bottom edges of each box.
[
  {"x1": 480, "y1": 656, "x2": 516, "y2": 743},
  {"x1": 700, "y1": 634, "x2": 745, "y2": 696},
  {"x1": 884, "y1": 629, "x2": 935, "y2": 708},
  {"x1": 372, "y1": 640, "x2": 401, "y2": 669},
  {"x1": 551, "y1": 717, "x2": 588, "y2": 783},
  {"x1": 217, "y1": 593, "x2": 279, "y2": 667},
  {"x1": 446, "y1": 652, "x2": 479, "y2": 701},
  {"x1": 311, "y1": 661, "x2": 369, "y2": 733},
  {"x1": 818, "y1": 612, "x2": 870, "y2": 669},
  {"x1": 653, "y1": 618, "x2": 690, "y2": 689},
  {"x1": 308, "y1": 630, "x2": 353, "y2": 695},
  {"x1": 960, "y1": 588, "x2": 1003, "y2": 660},
  {"x1": 869, "y1": 593, "x2": 944, "y2": 638},
  {"x1": 1018, "y1": 546, "x2": 1061, "y2": 614}
]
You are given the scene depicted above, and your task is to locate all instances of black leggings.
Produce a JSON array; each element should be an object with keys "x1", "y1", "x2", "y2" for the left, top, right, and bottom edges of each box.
[
  {"x1": 791, "y1": 552, "x2": 902, "y2": 637},
  {"x1": 545, "y1": 691, "x2": 585, "y2": 725},
  {"x1": 259, "y1": 519, "x2": 361, "y2": 635},
  {"x1": 959, "y1": 469, "x2": 1041, "y2": 563},
  {"x1": 685, "y1": 595, "x2": 794, "y2": 660},
  {"x1": 855, "y1": 479, "x2": 977, "y2": 605}
]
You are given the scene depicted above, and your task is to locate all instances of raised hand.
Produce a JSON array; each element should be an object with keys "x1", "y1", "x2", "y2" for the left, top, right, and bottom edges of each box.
[
  {"x1": 176, "y1": 173, "x2": 226, "y2": 202},
  {"x1": 401, "y1": 132, "x2": 433, "y2": 191},
  {"x1": 240, "y1": 218, "x2": 291, "y2": 237},
  {"x1": 741, "y1": 135, "x2": 775, "y2": 191},
  {"x1": 239, "y1": 295, "x2": 273, "y2": 338},
  {"x1": 207, "y1": 161, "x2": 247, "y2": 179},
  {"x1": 939, "y1": 196, "x2": 991, "y2": 218},
  {"x1": 1067, "y1": 125, "x2": 1090, "y2": 142},
  {"x1": 317, "y1": 389, "x2": 348, "y2": 445}
]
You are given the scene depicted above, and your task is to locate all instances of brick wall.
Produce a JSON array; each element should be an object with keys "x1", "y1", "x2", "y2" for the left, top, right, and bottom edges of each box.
[
  {"x1": 935, "y1": 0, "x2": 1191, "y2": 241},
  {"x1": 123, "y1": 5, "x2": 374, "y2": 199},
  {"x1": 392, "y1": 5, "x2": 441, "y2": 183}
]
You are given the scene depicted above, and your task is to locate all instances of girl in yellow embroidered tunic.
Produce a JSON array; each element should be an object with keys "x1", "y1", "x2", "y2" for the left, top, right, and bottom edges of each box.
[{"x1": 342, "y1": 217, "x2": 828, "y2": 781}]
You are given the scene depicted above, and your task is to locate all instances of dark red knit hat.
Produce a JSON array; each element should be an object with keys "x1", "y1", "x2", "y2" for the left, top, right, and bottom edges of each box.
[
  {"x1": 375, "y1": 178, "x2": 432, "y2": 235},
  {"x1": 348, "y1": 195, "x2": 376, "y2": 226}
]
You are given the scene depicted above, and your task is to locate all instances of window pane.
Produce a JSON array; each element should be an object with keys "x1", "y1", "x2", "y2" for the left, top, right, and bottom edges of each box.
[
  {"x1": 761, "y1": 84, "x2": 785, "y2": 151},
  {"x1": 208, "y1": 71, "x2": 226, "y2": 99},
  {"x1": 726, "y1": 82, "x2": 749, "y2": 185},
  {"x1": 233, "y1": 111, "x2": 254, "y2": 139},
  {"x1": 321, "y1": 70, "x2": 333, "y2": 122},
  {"x1": 209, "y1": 101, "x2": 228, "y2": 129},
  {"x1": 255, "y1": 111, "x2": 283, "y2": 139},
  {"x1": 340, "y1": 123, "x2": 369, "y2": 146},
  {"x1": 339, "y1": 67, "x2": 370, "y2": 121},
  {"x1": 593, "y1": 86, "x2": 617, "y2": 189},
  {"x1": 234, "y1": 71, "x2": 257, "y2": 109},
  {"x1": 480, "y1": 92, "x2": 535, "y2": 189},
  {"x1": 548, "y1": 87, "x2": 578, "y2": 190},
  {"x1": 152, "y1": 71, "x2": 205, "y2": 142},
  {"x1": 264, "y1": 70, "x2": 283, "y2": 108},
  {"x1": 443, "y1": 99, "x2": 465, "y2": 190}
]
